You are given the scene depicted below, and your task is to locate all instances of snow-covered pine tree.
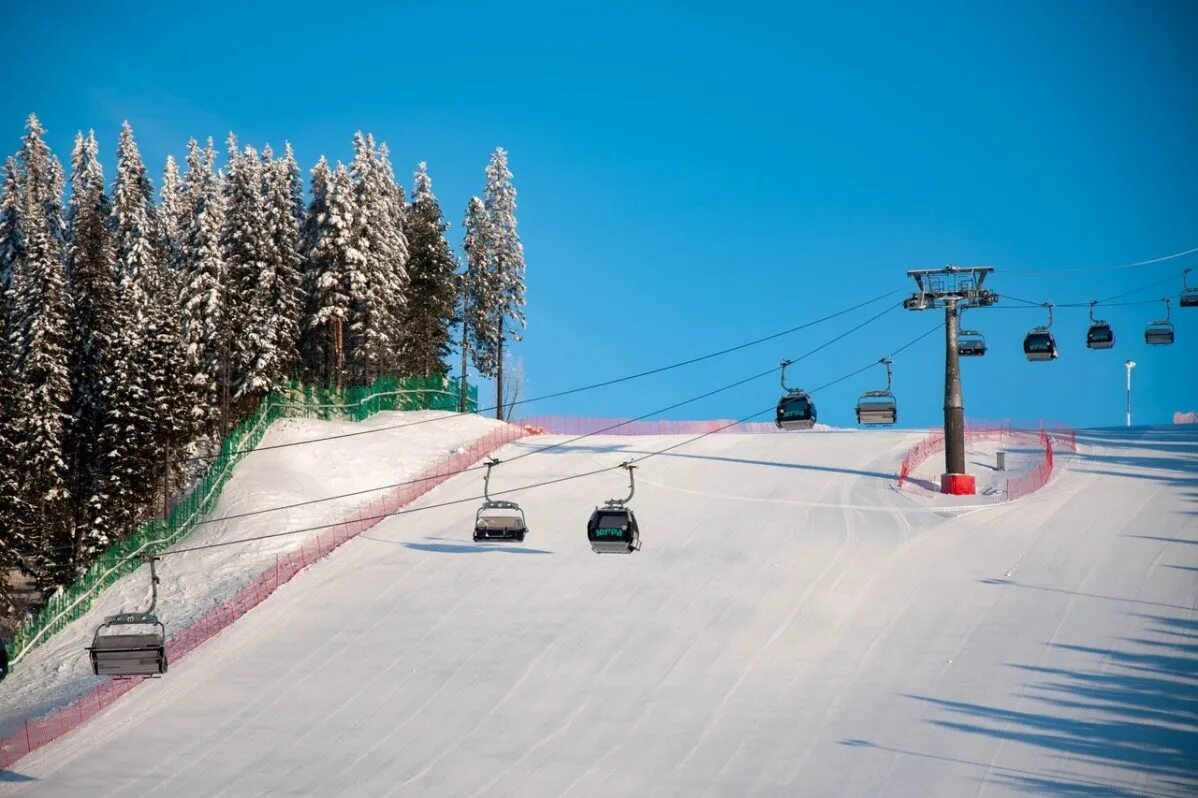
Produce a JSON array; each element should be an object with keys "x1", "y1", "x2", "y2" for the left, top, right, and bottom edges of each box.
[
  {"x1": 179, "y1": 138, "x2": 228, "y2": 432},
  {"x1": 400, "y1": 162, "x2": 458, "y2": 378},
  {"x1": 462, "y1": 195, "x2": 500, "y2": 395},
  {"x1": 64, "y1": 131, "x2": 120, "y2": 567},
  {"x1": 6, "y1": 115, "x2": 73, "y2": 591},
  {"x1": 158, "y1": 154, "x2": 185, "y2": 271},
  {"x1": 304, "y1": 161, "x2": 355, "y2": 388},
  {"x1": 346, "y1": 134, "x2": 407, "y2": 385},
  {"x1": 221, "y1": 137, "x2": 275, "y2": 407},
  {"x1": 101, "y1": 122, "x2": 190, "y2": 539},
  {"x1": 241, "y1": 143, "x2": 302, "y2": 395},
  {"x1": 0, "y1": 158, "x2": 33, "y2": 604},
  {"x1": 483, "y1": 147, "x2": 526, "y2": 420},
  {"x1": 299, "y1": 156, "x2": 332, "y2": 383}
]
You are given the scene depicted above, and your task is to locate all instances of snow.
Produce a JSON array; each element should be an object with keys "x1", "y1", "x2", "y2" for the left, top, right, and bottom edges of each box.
[
  {"x1": 2, "y1": 424, "x2": 1195, "y2": 796},
  {"x1": 0, "y1": 409, "x2": 504, "y2": 738}
]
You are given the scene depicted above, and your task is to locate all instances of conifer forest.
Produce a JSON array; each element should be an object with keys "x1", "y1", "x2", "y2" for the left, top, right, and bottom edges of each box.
[{"x1": 0, "y1": 116, "x2": 526, "y2": 620}]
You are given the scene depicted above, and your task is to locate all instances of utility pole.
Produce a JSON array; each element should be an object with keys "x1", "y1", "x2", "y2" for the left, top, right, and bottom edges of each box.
[
  {"x1": 1124, "y1": 359, "x2": 1135, "y2": 427},
  {"x1": 904, "y1": 266, "x2": 998, "y2": 495}
]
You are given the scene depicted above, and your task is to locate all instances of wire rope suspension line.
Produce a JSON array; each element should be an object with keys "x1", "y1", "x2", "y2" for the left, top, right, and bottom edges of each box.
[
  {"x1": 184, "y1": 303, "x2": 906, "y2": 529},
  {"x1": 184, "y1": 289, "x2": 902, "y2": 465},
  {"x1": 158, "y1": 322, "x2": 943, "y2": 558}
]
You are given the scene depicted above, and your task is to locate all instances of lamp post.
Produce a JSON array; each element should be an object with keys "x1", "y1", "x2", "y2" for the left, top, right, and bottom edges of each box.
[{"x1": 1124, "y1": 360, "x2": 1136, "y2": 427}]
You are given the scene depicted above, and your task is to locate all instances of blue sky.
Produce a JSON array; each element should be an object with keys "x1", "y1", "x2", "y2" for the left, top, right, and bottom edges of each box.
[{"x1": 3, "y1": 0, "x2": 1196, "y2": 428}]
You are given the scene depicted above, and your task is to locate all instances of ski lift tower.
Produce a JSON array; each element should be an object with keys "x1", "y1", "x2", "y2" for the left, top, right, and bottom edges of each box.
[{"x1": 904, "y1": 266, "x2": 999, "y2": 495}]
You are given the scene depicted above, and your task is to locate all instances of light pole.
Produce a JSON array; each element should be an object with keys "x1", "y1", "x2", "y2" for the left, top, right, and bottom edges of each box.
[{"x1": 1124, "y1": 360, "x2": 1135, "y2": 427}]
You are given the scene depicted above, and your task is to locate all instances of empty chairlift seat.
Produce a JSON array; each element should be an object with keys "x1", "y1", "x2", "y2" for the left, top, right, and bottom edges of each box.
[
  {"x1": 89, "y1": 614, "x2": 168, "y2": 677},
  {"x1": 855, "y1": 357, "x2": 897, "y2": 425},
  {"x1": 1144, "y1": 322, "x2": 1175, "y2": 345},
  {"x1": 587, "y1": 507, "x2": 641, "y2": 554},
  {"x1": 1182, "y1": 269, "x2": 1198, "y2": 307},
  {"x1": 474, "y1": 501, "x2": 528, "y2": 542},
  {"x1": 856, "y1": 392, "x2": 897, "y2": 425},
  {"x1": 957, "y1": 330, "x2": 987, "y2": 357},
  {"x1": 1144, "y1": 297, "x2": 1175, "y2": 345}
]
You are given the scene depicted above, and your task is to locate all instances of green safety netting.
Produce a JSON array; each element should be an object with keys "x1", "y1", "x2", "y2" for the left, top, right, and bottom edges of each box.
[{"x1": 8, "y1": 375, "x2": 477, "y2": 666}]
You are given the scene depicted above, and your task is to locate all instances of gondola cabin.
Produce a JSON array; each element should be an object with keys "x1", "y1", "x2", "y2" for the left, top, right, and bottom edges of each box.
[
  {"x1": 957, "y1": 331, "x2": 987, "y2": 357},
  {"x1": 1023, "y1": 329, "x2": 1058, "y2": 361},
  {"x1": 1182, "y1": 288, "x2": 1198, "y2": 308},
  {"x1": 1144, "y1": 322, "x2": 1175, "y2": 345},
  {"x1": 775, "y1": 392, "x2": 817, "y2": 430},
  {"x1": 1086, "y1": 323, "x2": 1114, "y2": 350},
  {"x1": 89, "y1": 614, "x2": 168, "y2": 677},
  {"x1": 856, "y1": 393, "x2": 897, "y2": 425},
  {"x1": 587, "y1": 507, "x2": 640, "y2": 554},
  {"x1": 474, "y1": 501, "x2": 528, "y2": 542}
]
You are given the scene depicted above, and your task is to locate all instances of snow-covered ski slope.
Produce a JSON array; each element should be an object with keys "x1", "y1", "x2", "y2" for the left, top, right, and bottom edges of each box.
[
  {"x1": 0, "y1": 410, "x2": 507, "y2": 738},
  {"x1": 4, "y1": 424, "x2": 1196, "y2": 797}
]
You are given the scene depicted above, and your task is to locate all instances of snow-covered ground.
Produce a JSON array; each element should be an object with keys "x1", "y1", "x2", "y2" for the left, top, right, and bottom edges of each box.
[
  {"x1": 0, "y1": 410, "x2": 504, "y2": 738},
  {"x1": 2, "y1": 424, "x2": 1195, "y2": 796}
]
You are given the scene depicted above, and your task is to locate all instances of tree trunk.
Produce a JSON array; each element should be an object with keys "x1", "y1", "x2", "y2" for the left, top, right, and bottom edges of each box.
[
  {"x1": 496, "y1": 318, "x2": 504, "y2": 420},
  {"x1": 460, "y1": 316, "x2": 468, "y2": 413}
]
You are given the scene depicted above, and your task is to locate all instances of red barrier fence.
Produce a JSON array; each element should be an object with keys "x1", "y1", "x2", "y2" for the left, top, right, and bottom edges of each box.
[
  {"x1": 896, "y1": 421, "x2": 1077, "y2": 497},
  {"x1": 517, "y1": 416, "x2": 783, "y2": 436},
  {"x1": 896, "y1": 422, "x2": 1012, "y2": 488},
  {"x1": 1006, "y1": 430, "x2": 1054, "y2": 500},
  {"x1": 0, "y1": 422, "x2": 530, "y2": 770}
]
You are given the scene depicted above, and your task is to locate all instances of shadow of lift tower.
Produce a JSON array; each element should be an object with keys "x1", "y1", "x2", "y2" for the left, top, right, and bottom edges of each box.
[{"x1": 904, "y1": 266, "x2": 999, "y2": 495}]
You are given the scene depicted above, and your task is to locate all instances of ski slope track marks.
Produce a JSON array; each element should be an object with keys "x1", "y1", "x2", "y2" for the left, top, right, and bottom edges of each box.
[{"x1": 1, "y1": 423, "x2": 1195, "y2": 797}]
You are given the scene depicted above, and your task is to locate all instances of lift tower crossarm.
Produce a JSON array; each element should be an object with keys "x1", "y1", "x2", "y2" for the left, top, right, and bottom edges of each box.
[{"x1": 903, "y1": 266, "x2": 999, "y2": 496}]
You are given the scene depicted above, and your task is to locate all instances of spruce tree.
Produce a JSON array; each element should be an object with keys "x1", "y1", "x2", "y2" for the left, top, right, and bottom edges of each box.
[
  {"x1": 64, "y1": 131, "x2": 119, "y2": 566},
  {"x1": 221, "y1": 137, "x2": 270, "y2": 405},
  {"x1": 158, "y1": 154, "x2": 184, "y2": 270},
  {"x1": 304, "y1": 162, "x2": 355, "y2": 387},
  {"x1": 483, "y1": 147, "x2": 526, "y2": 419},
  {"x1": 179, "y1": 138, "x2": 228, "y2": 431},
  {"x1": 242, "y1": 143, "x2": 302, "y2": 395},
  {"x1": 0, "y1": 159, "x2": 33, "y2": 605},
  {"x1": 346, "y1": 134, "x2": 407, "y2": 385},
  {"x1": 7, "y1": 115, "x2": 72, "y2": 591},
  {"x1": 299, "y1": 156, "x2": 332, "y2": 382},
  {"x1": 462, "y1": 195, "x2": 499, "y2": 387},
  {"x1": 401, "y1": 162, "x2": 458, "y2": 377}
]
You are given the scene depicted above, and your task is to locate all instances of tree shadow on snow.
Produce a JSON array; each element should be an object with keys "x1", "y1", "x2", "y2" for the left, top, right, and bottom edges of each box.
[{"x1": 893, "y1": 612, "x2": 1198, "y2": 796}]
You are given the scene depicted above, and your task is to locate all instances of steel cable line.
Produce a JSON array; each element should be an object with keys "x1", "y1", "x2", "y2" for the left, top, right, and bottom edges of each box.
[
  {"x1": 183, "y1": 289, "x2": 901, "y2": 465},
  {"x1": 160, "y1": 320, "x2": 939, "y2": 557},
  {"x1": 991, "y1": 269, "x2": 1188, "y2": 310},
  {"x1": 1001, "y1": 245, "x2": 1198, "y2": 275},
  {"x1": 184, "y1": 303, "x2": 905, "y2": 529}
]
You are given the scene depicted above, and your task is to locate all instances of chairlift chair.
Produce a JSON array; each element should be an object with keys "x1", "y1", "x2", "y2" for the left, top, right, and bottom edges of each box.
[
  {"x1": 1144, "y1": 297, "x2": 1175, "y2": 345},
  {"x1": 1085, "y1": 301, "x2": 1115, "y2": 350},
  {"x1": 775, "y1": 360, "x2": 817, "y2": 430},
  {"x1": 587, "y1": 463, "x2": 641, "y2": 554},
  {"x1": 88, "y1": 556, "x2": 168, "y2": 678},
  {"x1": 1181, "y1": 269, "x2": 1198, "y2": 308},
  {"x1": 473, "y1": 459, "x2": 529, "y2": 541},
  {"x1": 956, "y1": 306, "x2": 987, "y2": 357},
  {"x1": 1023, "y1": 303, "x2": 1059, "y2": 361},
  {"x1": 856, "y1": 358, "x2": 897, "y2": 425}
]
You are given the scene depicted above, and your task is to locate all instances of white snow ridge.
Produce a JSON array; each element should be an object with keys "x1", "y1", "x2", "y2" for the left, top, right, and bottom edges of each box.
[{"x1": 1, "y1": 421, "x2": 1195, "y2": 797}]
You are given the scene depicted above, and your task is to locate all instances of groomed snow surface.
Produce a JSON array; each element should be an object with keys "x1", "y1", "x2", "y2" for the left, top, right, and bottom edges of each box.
[{"x1": 2, "y1": 421, "x2": 1196, "y2": 796}]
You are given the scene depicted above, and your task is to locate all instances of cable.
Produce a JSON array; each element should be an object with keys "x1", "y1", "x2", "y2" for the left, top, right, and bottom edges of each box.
[
  {"x1": 185, "y1": 302, "x2": 905, "y2": 529},
  {"x1": 184, "y1": 290, "x2": 901, "y2": 465},
  {"x1": 991, "y1": 269, "x2": 1187, "y2": 311},
  {"x1": 1002, "y1": 245, "x2": 1198, "y2": 275},
  {"x1": 159, "y1": 321, "x2": 941, "y2": 558}
]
